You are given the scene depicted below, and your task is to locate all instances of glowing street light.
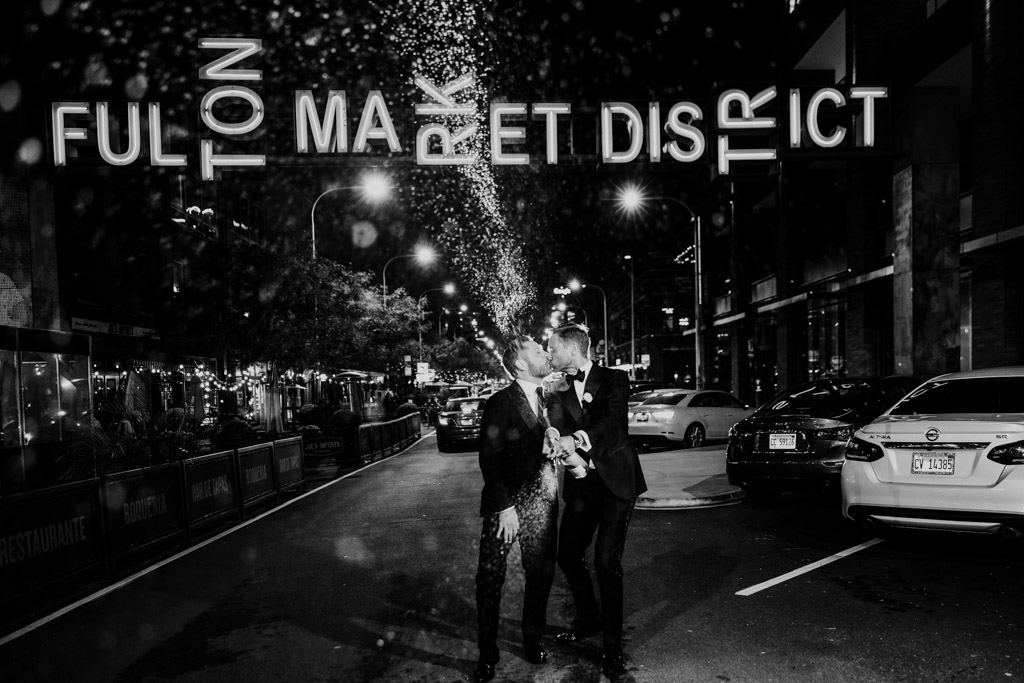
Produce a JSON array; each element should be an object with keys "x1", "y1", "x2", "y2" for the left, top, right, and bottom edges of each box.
[
  {"x1": 616, "y1": 186, "x2": 704, "y2": 388},
  {"x1": 417, "y1": 282, "x2": 456, "y2": 360},
  {"x1": 310, "y1": 169, "x2": 392, "y2": 260},
  {"x1": 382, "y1": 244, "x2": 437, "y2": 308}
]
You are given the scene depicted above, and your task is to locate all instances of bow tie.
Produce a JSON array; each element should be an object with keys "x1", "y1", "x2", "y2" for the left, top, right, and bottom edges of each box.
[{"x1": 567, "y1": 370, "x2": 586, "y2": 384}]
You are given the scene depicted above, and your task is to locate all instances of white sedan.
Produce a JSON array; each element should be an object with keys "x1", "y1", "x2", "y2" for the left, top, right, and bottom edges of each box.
[
  {"x1": 628, "y1": 389, "x2": 754, "y2": 449},
  {"x1": 842, "y1": 366, "x2": 1024, "y2": 537}
]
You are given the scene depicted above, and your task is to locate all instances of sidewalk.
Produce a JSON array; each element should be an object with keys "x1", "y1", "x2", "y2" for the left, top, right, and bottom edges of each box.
[{"x1": 634, "y1": 443, "x2": 747, "y2": 510}]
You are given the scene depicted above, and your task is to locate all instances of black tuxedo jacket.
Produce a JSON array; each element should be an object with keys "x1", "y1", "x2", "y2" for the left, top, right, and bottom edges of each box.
[
  {"x1": 477, "y1": 382, "x2": 552, "y2": 517},
  {"x1": 547, "y1": 364, "x2": 647, "y2": 501}
]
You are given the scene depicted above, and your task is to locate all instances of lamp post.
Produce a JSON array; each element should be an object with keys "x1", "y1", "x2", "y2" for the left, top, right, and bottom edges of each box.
[
  {"x1": 309, "y1": 170, "x2": 391, "y2": 260},
  {"x1": 417, "y1": 283, "x2": 456, "y2": 361},
  {"x1": 383, "y1": 244, "x2": 437, "y2": 308},
  {"x1": 618, "y1": 187, "x2": 704, "y2": 389},
  {"x1": 568, "y1": 280, "x2": 609, "y2": 367},
  {"x1": 624, "y1": 255, "x2": 635, "y2": 379}
]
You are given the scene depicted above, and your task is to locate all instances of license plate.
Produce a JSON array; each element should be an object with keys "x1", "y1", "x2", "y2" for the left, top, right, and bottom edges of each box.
[
  {"x1": 769, "y1": 433, "x2": 797, "y2": 450},
  {"x1": 636, "y1": 413, "x2": 649, "y2": 422},
  {"x1": 912, "y1": 451, "x2": 955, "y2": 475}
]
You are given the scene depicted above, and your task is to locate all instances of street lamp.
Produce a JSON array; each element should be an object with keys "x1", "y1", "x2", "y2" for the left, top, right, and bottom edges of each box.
[
  {"x1": 624, "y1": 254, "x2": 635, "y2": 379},
  {"x1": 568, "y1": 279, "x2": 609, "y2": 367},
  {"x1": 417, "y1": 283, "x2": 456, "y2": 360},
  {"x1": 383, "y1": 244, "x2": 437, "y2": 308},
  {"x1": 310, "y1": 169, "x2": 391, "y2": 260},
  {"x1": 617, "y1": 185, "x2": 704, "y2": 389}
]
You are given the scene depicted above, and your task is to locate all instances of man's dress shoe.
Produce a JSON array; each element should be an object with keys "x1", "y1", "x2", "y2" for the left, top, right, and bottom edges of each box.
[
  {"x1": 602, "y1": 647, "x2": 627, "y2": 678},
  {"x1": 522, "y1": 642, "x2": 548, "y2": 664},
  {"x1": 553, "y1": 617, "x2": 602, "y2": 643},
  {"x1": 473, "y1": 660, "x2": 496, "y2": 682}
]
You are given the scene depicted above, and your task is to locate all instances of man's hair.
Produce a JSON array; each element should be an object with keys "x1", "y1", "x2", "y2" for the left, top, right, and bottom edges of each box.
[
  {"x1": 501, "y1": 335, "x2": 533, "y2": 378},
  {"x1": 551, "y1": 324, "x2": 591, "y2": 355}
]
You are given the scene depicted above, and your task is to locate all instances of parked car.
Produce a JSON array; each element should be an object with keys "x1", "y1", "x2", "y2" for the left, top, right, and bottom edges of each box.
[
  {"x1": 727, "y1": 375, "x2": 918, "y2": 498},
  {"x1": 628, "y1": 389, "x2": 753, "y2": 449},
  {"x1": 628, "y1": 388, "x2": 675, "y2": 409},
  {"x1": 842, "y1": 367, "x2": 1024, "y2": 537},
  {"x1": 435, "y1": 396, "x2": 488, "y2": 451},
  {"x1": 629, "y1": 380, "x2": 666, "y2": 394}
]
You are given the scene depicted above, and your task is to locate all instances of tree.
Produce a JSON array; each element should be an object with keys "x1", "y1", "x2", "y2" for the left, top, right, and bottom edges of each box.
[{"x1": 426, "y1": 338, "x2": 504, "y2": 383}]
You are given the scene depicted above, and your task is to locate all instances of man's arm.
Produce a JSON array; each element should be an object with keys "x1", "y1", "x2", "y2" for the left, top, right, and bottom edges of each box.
[{"x1": 478, "y1": 392, "x2": 516, "y2": 515}]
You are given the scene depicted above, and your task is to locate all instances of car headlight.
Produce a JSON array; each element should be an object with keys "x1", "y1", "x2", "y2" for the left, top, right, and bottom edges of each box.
[
  {"x1": 845, "y1": 436, "x2": 884, "y2": 462},
  {"x1": 988, "y1": 440, "x2": 1024, "y2": 465},
  {"x1": 436, "y1": 416, "x2": 449, "y2": 426}
]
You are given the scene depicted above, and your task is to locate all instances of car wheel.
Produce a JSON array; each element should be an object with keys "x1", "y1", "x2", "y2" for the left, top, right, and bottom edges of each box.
[{"x1": 683, "y1": 423, "x2": 705, "y2": 448}]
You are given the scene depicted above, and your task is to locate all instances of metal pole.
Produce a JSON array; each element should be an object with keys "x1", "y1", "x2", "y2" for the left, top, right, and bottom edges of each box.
[
  {"x1": 584, "y1": 284, "x2": 609, "y2": 367},
  {"x1": 630, "y1": 259, "x2": 635, "y2": 380},
  {"x1": 602, "y1": 291, "x2": 608, "y2": 368},
  {"x1": 310, "y1": 186, "x2": 351, "y2": 261},
  {"x1": 695, "y1": 216, "x2": 704, "y2": 390}
]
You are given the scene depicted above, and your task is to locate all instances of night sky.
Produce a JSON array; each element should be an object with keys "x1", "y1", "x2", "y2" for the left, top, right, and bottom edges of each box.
[{"x1": 1, "y1": 0, "x2": 807, "y2": 335}]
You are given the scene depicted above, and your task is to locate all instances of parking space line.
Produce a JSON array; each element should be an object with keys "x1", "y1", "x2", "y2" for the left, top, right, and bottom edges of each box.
[{"x1": 735, "y1": 538, "x2": 884, "y2": 597}]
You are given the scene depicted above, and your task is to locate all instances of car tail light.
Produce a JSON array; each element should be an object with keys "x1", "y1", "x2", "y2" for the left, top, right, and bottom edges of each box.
[
  {"x1": 988, "y1": 440, "x2": 1024, "y2": 465},
  {"x1": 845, "y1": 437, "x2": 884, "y2": 462},
  {"x1": 813, "y1": 426, "x2": 854, "y2": 441},
  {"x1": 652, "y1": 410, "x2": 674, "y2": 421}
]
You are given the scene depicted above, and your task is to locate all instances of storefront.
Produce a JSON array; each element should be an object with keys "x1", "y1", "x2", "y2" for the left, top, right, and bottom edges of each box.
[{"x1": 0, "y1": 325, "x2": 91, "y2": 495}]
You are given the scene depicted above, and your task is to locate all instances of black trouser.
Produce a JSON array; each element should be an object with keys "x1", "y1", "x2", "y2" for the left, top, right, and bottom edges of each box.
[
  {"x1": 556, "y1": 472, "x2": 636, "y2": 651},
  {"x1": 475, "y1": 494, "x2": 558, "y2": 664}
]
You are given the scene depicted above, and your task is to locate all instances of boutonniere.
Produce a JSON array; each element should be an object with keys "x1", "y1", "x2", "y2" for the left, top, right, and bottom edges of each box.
[{"x1": 582, "y1": 392, "x2": 593, "y2": 404}]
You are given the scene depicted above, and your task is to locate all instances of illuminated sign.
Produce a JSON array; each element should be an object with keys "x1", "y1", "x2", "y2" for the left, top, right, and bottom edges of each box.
[{"x1": 50, "y1": 37, "x2": 888, "y2": 179}]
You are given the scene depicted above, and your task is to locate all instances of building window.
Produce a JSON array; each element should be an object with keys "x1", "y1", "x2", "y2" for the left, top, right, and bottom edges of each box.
[
  {"x1": 661, "y1": 307, "x2": 675, "y2": 333},
  {"x1": 233, "y1": 195, "x2": 265, "y2": 244},
  {"x1": 807, "y1": 301, "x2": 847, "y2": 380},
  {"x1": 170, "y1": 260, "x2": 185, "y2": 296}
]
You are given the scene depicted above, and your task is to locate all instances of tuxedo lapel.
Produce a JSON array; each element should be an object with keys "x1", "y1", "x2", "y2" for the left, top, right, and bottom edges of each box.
[
  {"x1": 511, "y1": 382, "x2": 544, "y2": 434},
  {"x1": 561, "y1": 384, "x2": 584, "y2": 425},
  {"x1": 582, "y1": 365, "x2": 605, "y2": 419}
]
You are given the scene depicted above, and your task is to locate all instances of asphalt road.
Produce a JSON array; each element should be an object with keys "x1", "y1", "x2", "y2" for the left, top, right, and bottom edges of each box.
[{"x1": 4, "y1": 433, "x2": 1024, "y2": 682}]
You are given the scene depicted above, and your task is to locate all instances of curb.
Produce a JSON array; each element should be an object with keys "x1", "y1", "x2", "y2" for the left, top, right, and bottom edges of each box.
[{"x1": 635, "y1": 487, "x2": 747, "y2": 510}]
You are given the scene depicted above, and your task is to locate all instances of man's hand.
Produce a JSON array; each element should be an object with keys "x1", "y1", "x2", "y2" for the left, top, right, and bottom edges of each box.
[
  {"x1": 496, "y1": 508, "x2": 519, "y2": 543},
  {"x1": 561, "y1": 452, "x2": 588, "y2": 470},
  {"x1": 543, "y1": 428, "x2": 564, "y2": 459},
  {"x1": 558, "y1": 435, "x2": 577, "y2": 455}
]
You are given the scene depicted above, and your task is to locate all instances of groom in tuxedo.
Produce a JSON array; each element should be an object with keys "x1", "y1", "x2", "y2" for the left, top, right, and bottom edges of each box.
[
  {"x1": 474, "y1": 335, "x2": 571, "y2": 682},
  {"x1": 545, "y1": 324, "x2": 647, "y2": 679}
]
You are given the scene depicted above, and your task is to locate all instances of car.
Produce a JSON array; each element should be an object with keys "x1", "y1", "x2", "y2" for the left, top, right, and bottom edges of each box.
[
  {"x1": 629, "y1": 380, "x2": 666, "y2": 394},
  {"x1": 435, "y1": 396, "x2": 487, "y2": 451},
  {"x1": 727, "y1": 376, "x2": 918, "y2": 498},
  {"x1": 627, "y1": 388, "x2": 675, "y2": 409},
  {"x1": 628, "y1": 389, "x2": 753, "y2": 449},
  {"x1": 842, "y1": 367, "x2": 1024, "y2": 537}
]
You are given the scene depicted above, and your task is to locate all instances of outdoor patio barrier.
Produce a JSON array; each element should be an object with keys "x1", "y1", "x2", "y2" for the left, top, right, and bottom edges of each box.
[
  {"x1": 0, "y1": 415, "x2": 421, "y2": 630},
  {"x1": 354, "y1": 412, "x2": 421, "y2": 463},
  {"x1": 0, "y1": 436, "x2": 305, "y2": 623}
]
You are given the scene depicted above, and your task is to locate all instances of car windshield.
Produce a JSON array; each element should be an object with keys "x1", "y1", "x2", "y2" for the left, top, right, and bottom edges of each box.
[
  {"x1": 446, "y1": 399, "x2": 484, "y2": 412},
  {"x1": 889, "y1": 377, "x2": 1024, "y2": 415},
  {"x1": 758, "y1": 380, "x2": 888, "y2": 420},
  {"x1": 641, "y1": 392, "x2": 688, "y2": 406}
]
